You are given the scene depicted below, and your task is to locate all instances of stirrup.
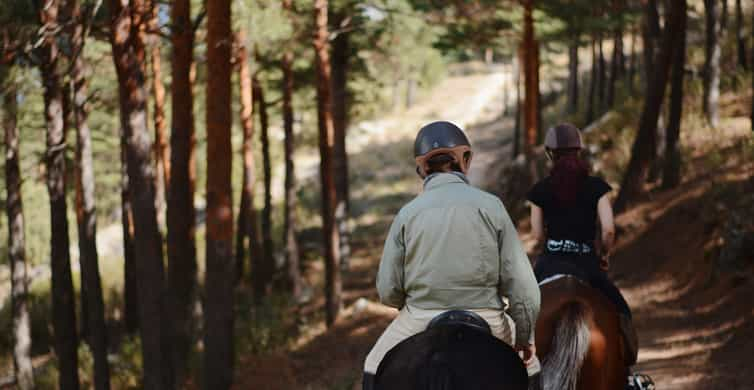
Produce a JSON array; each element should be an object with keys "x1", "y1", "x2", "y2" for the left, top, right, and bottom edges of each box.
[{"x1": 626, "y1": 373, "x2": 654, "y2": 390}]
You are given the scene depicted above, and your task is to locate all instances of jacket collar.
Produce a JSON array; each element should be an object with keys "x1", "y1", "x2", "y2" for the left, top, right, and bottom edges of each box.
[{"x1": 423, "y1": 172, "x2": 469, "y2": 191}]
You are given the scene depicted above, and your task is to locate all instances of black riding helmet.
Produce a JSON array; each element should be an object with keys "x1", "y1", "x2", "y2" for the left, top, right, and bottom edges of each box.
[{"x1": 414, "y1": 121, "x2": 472, "y2": 178}]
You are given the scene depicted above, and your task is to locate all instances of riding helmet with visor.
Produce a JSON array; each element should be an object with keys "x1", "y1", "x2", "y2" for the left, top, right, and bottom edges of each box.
[{"x1": 414, "y1": 121, "x2": 473, "y2": 177}]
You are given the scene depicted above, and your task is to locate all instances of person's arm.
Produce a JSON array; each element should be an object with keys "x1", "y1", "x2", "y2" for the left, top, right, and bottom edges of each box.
[
  {"x1": 530, "y1": 204, "x2": 545, "y2": 253},
  {"x1": 597, "y1": 194, "x2": 615, "y2": 270},
  {"x1": 376, "y1": 214, "x2": 406, "y2": 308},
  {"x1": 498, "y1": 203, "x2": 541, "y2": 350}
]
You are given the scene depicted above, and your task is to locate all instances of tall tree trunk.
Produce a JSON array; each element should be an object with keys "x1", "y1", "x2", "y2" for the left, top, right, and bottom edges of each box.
[
  {"x1": 735, "y1": 0, "x2": 747, "y2": 70},
  {"x1": 720, "y1": 0, "x2": 729, "y2": 30},
  {"x1": 586, "y1": 38, "x2": 597, "y2": 124},
  {"x1": 521, "y1": 0, "x2": 539, "y2": 157},
  {"x1": 121, "y1": 133, "x2": 139, "y2": 334},
  {"x1": 513, "y1": 56, "x2": 521, "y2": 157},
  {"x1": 109, "y1": 0, "x2": 173, "y2": 388},
  {"x1": 168, "y1": 0, "x2": 197, "y2": 385},
  {"x1": 233, "y1": 31, "x2": 261, "y2": 289},
  {"x1": 643, "y1": 0, "x2": 661, "y2": 94},
  {"x1": 4, "y1": 79, "x2": 35, "y2": 390},
  {"x1": 567, "y1": 38, "x2": 579, "y2": 115},
  {"x1": 597, "y1": 34, "x2": 606, "y2": 112},
  {"x1": 204, "y1": 0, "x2": 235, "y2": 387},
  {"x1": 39, "y1": 2, "x2": 80, "y2": 388},
  {"x1": 151, "y1": 4, "x2": 169, "y2": 229},
  {"x1": 331, "y1": 19, "x2": 351, "y2": 271},
  {"x1": 68, "y1": 0, "x2": 110, "y2": 387},
  {"x1": 62, "y1": 84, "x2": 90, "y2": 343},
  {"x1": 663, "y1": 0, "x2": 687, "y2": 189},
  {"x1": 751, "y1": 9, "x2": 754, "y2": 133},
  {"x1": 615, "y1": 0, "x2": 686, "y2": 213},
  {"x1": 703, "y1": 0, "x2": 721, "y2": 128},
  {"x1": 314, "y1": 0, "x2": 342, "y2": 326},
  {"x1": 281, "y1": 0, "x2": 301, "y2": 298},
  {"x1": 253, "y1": 76, "x2": 274, "y2": 297},
  {"x1": 628, "y1": 27, "x2": 637, "y2": 94},
  {"x1": 607, "y1": 27, "x2": 623, "y2": 109}
]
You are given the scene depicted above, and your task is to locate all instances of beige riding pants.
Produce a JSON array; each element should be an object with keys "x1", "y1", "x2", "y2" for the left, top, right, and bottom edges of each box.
[{"x1": 363, "y1": 305, "x2": 516, "y2": 374}]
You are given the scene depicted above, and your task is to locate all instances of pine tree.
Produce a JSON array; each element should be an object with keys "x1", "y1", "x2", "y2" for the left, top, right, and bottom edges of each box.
[
  {"x1": 313, "y1": 0, "x2": 342, "y2": 326},
  {"x1": 203, "y1": 0, "x2": 235, "y2": 387}
]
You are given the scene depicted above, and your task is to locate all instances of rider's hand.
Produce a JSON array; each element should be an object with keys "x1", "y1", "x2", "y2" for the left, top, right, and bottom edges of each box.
[{"x1": 517, "y1": 344, "x2": 536, "y2": 367}]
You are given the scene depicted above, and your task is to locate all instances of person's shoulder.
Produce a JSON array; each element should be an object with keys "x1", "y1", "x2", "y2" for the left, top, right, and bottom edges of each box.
[
  {"x1": 466, "y1": 186, "x2": 512, "y2": 218},
  {"x1": 587, "y1": 175, "x2": 612, "y2": 198},
  {"x1": 588, "y1": 175, "x2": 612, "y2": 190},
  {"x1": 526, "y1": 177, "x2": 551, "y2": 207},
  {"x1": 529, "y1": 177, "x2": 552, "y2": 195}
]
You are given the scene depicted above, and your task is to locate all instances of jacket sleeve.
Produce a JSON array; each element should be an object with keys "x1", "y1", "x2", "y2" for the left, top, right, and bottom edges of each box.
[
  {"x1": 376, "y1": 213, "x2": 406, "y2": 308},
  {"x1": 497, "y1": 202, "x2": 541, "y2": 347}
]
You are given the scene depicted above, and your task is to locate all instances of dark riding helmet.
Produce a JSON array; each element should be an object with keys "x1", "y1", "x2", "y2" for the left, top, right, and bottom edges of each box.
[
  {"x1": 544, "y1": 123, "x2": 583, "y2": 161},
  {"x1": 414, "y1": 121, "x2": 472, "y2": 177},
  {"x1": 544, "y1": 123, "x2": 583, "y2": 151}
]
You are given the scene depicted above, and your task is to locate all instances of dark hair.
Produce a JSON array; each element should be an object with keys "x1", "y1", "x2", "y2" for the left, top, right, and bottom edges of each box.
[
  {"x1": 426, "y1": 153, "x2": 463, "y2": 175},
  {"x1": 550, "y1": 148, "x2": 589, "y2": 206}
]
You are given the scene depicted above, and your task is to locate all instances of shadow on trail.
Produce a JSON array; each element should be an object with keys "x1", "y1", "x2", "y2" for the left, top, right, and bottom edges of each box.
[{"x1": 610, "y1": 169, "x2": 754, "y2": 390}]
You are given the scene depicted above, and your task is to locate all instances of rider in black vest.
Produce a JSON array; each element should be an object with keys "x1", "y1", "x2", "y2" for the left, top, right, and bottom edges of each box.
[{"x1": 527, "y1": 123, "x2": 638, "y2": 368}]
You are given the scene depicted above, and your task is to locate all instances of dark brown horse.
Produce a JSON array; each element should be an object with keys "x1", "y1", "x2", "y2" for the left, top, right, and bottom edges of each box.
[{"x1": 536, "y1": 276, "x2": 627, "y2": 390}]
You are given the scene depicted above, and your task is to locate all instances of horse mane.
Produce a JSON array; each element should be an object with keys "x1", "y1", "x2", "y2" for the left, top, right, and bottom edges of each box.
[{"x1": 542, "y1": 302, "x2": 591, "y2": 390}]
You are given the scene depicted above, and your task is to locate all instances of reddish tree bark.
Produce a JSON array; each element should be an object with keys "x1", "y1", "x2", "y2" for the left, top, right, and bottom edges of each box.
[
  {"x1": 150, "y1": 4, "x2": 169, "y2": 228},
  {"x1": 4, "y1": 78, "x2": 35, "y2": 390},
  {"x1": 67, "y1": 0, "x2": 110, "y2": 387},
  {"x1": 282, "y1": 0, "x2": 301, "y2": 298},
  {"x1": 615, "y1": 0, "x2": 686, "y2": 212},
  {"x1": 38, "y1": 2, "x2": 80, "y2": 388},
  {"x1": 314, "y1": 0, "x2": 342, "y2": 326},
  {"x1": 109, "y1": 0, "x2": 173, "y2": 388},
  {"x1": 233, "y1": 30, "x2": 261, "y2": 287},
  {"x1": 168, "y1": 0, "x2": 197, "y2": 385},
  {"x1": 203, "y1": 0, "x2": 235, "y2": 387}
]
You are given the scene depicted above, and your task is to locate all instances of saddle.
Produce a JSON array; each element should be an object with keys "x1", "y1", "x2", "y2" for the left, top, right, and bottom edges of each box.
[
  {"x1": 375, "y1": 311, "x2": 528, "y2": 390},
  {"x1": 426, "y1": 309, "x2": 492, "y2": 334}
]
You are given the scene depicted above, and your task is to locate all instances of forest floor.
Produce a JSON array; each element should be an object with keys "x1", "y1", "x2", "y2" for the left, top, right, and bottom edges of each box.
[{"x1": 233, "y1": 69, "x2": 754, "y2": 390}]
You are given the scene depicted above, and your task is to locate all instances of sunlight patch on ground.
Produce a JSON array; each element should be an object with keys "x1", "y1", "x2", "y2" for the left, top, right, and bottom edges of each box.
[
  {"x1": 638, "y1": 336, "x2": 729, "y2": 362},
  {"x1": 650, "y1": 317, "x2": 748, "y2": 346}
]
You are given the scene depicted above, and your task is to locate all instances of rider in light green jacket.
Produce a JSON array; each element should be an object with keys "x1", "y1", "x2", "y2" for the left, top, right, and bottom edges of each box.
[{"x1": 363, "y1": 121, "x2": 540, "y2": 389}]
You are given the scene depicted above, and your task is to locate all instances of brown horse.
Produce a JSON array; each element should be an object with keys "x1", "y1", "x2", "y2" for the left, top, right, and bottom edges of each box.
[{"x1": 535, "y1": 276, "x2": 627, "y2": 390}]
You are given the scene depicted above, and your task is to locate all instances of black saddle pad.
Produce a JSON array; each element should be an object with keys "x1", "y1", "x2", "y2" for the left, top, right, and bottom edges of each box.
[{"x1": 375, "y1": 324, "x2": 528, "y2": 390}]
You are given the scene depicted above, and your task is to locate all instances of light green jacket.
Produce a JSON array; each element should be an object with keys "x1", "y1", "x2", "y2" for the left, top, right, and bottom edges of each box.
[{"x1": 376, "y1": 172, "x2": 540, "y2": 346}]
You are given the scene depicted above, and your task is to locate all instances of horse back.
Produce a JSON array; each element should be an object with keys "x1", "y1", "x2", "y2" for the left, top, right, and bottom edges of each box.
[{"x1": 536, "y1": 277, "x2": 626, "y2": 390}]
